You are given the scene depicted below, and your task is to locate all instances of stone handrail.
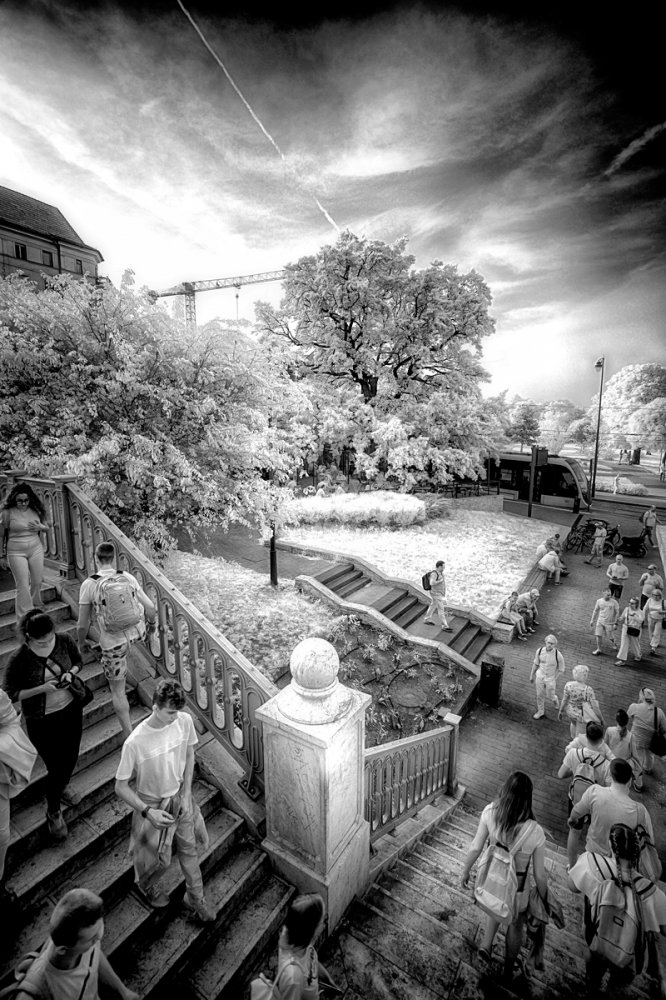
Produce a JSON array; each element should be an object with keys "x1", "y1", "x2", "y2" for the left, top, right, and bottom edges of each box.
[
  {"x1": 0, "y1": 471, "x2": 276, "y2": 798},
  {"x1": 364, "y1": 716, "x2": 459, "y2": 843}
]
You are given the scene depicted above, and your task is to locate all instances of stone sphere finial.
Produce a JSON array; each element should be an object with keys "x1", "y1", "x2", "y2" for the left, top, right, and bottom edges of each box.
[{"x1": 290, "y1": 638, "x2": 339, "y2": 693}]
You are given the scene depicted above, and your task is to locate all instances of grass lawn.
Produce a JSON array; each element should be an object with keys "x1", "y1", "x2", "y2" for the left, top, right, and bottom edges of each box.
[{"x1": 281, "y1": 508, "x2": 568, "y2": 616}]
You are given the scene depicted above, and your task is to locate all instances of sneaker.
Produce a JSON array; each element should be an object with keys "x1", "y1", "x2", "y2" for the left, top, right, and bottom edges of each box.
[
  {"x1": 136, "y1": 883, "x2": 170, "y2": 909},
  {"x1": 592, "y1": 649, "x2": 601, "y2": 655},
  {"x1": 518, "y1": 635, "x2": 527, "y2": 641},
  {"x1": 614, "y1": 660, "x2": 625, "y2": 666},
  {"x1": 46, "y1": 810, "x2": 68, "y2": 841},
  {"x1": 442, "y1": 626, "x2": 453, "y2": 632},
  {"x1": 533, "y1": 711, "x2": 545, "y2": 720},
  {"x1": 183, "y1": 893, "x2": 215, "y2": 923},
  {"x1": 61, "y1": 784, "x2": 82, "y2": 806},
  {"x1": 649, "y1": 649, "x2": 658, "y2": 656}
]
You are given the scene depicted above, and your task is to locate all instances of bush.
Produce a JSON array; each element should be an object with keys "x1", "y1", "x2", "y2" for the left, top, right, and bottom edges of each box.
[
  {"x1": 595, "y1": 476, "x2": 649, "y2": 496},
  {"x1": 283, "y1": 490, "x2": 426, "y2": 528}
]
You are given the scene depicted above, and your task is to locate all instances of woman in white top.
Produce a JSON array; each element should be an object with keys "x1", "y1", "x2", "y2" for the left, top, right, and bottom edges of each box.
[
  {"x1": 0, "y1": 483, "x2": 51, "y2": 619},
  {"x1": 461, "y1": 771, "x2": 547, "y2": 981},
  {"x1": 615, "y1": 597, "x2": 644, "y2": 666},
  {"x1": 644, "y1": 587, "x2": 665, "y2": 654},
  {"x1": 628, "y1": 688, "x2": 666, "y2": 775}
]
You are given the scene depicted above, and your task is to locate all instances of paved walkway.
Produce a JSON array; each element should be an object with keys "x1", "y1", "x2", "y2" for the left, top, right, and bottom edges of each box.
[{"x1": 456, "y1": 535, "x2": 666, "y2": 864}]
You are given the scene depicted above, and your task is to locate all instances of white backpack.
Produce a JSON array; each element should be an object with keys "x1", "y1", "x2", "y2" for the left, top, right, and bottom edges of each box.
[
  {"x1": 474, "y1": 820, "x2": 536, "y2": 923},
  {"x1": 92, "y1": 571, "x2": 143, "y2": 634}
]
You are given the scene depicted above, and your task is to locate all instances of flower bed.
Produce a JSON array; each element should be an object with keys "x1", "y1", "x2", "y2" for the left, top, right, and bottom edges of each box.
[
  {"x1": 284, "y1": 490, "x2": 427, "y2": 527},
  {"x1": 595, "y1": 476, "x2": 649, "y2": 496}
]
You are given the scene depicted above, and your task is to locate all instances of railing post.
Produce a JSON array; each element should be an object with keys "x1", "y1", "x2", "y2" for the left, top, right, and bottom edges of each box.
[
  {"x1": 443, "y1": 712, "x2": 461, "y2": 795},
  {"x1": 50, "y1": 475, "x2": 78, "y2": 579},
  {"x1": 256, "y1": 638, "x2": 371, "y2": 930}
]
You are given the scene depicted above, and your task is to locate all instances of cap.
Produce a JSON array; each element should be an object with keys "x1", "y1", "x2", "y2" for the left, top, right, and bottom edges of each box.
[
  {"x1": 530, "y1": 588, "x2": 540, "y2": 596},
  {"x1": 648, "y1": 564, "x2": 657, "y2": 570}
]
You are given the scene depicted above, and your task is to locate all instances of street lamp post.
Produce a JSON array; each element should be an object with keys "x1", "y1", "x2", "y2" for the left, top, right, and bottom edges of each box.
[{"x1": 591, "y1": 357, "x2": 605, "y2": 500}]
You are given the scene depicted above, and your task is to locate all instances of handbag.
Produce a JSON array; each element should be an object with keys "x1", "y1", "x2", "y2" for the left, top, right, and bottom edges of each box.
[
  {"x1": 582, "y1": 701, "x2": 600, "y2": 725},
  {"x1": 649, "y1": 707, "x2": 666, "y2": 758},
  {"x1": 46, "y1": 659, "x2": 94, "y2": 708},
  {"x1": 627, "y1": 626, "x2": 641, "y2": 637}
]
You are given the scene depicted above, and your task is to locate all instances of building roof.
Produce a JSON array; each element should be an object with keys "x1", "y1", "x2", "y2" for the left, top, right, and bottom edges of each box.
[{"x1": 0, "y1": 183, "x2": 94, "y2": 248}]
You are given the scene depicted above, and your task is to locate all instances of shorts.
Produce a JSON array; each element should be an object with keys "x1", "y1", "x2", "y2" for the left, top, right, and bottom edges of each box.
[
  {"x1": 594, "y1": 623, "x2": 614, "y2": 638},
  {"x1": 93, "y1": 622, "x2": 146, "y2": 682}
]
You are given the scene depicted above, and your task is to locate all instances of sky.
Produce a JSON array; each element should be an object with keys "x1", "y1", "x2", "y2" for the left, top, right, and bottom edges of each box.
[{"x1": 0, "y1": 0, "x2": 664, "y2": 407}]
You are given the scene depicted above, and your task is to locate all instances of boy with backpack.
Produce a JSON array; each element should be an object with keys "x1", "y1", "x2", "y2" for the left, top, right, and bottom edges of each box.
[
  {"x1": 77, "y1": 542, "x2": 157, "y2": 740},
  {"x1": 567, "y1": 824, "x2": 666, "y2": 994},
  {"x1": 8, "y1": 887, "x2": 138, "y2": 1000},
  {"x1": 558, "y1": 722, "x2": 613, "y2": 812}
]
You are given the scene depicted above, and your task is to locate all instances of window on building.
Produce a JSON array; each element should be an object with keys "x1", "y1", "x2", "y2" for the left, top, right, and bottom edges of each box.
[
  {"x1": 75, "y1": 259, "x2": 83, "y2": 274},
  {"x1": 14, "y1": 243, "x2": 27, "y2": 260},
  {"x1": 42, "y1": 250, "x2": 54, "y2": 267}
]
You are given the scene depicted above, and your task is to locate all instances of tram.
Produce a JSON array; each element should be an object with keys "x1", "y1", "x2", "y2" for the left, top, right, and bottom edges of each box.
[{"x1": 488, "y1": 452, "x2": 590, "y2": 510}]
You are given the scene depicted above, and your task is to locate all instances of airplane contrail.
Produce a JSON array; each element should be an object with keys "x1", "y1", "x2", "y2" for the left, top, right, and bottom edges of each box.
[
  {"x1": 603, "y1": 121, "x2": 666, "y2": 178},
  {"x1": 176, "y1": 0, "x2": 340, "y2": 233}
]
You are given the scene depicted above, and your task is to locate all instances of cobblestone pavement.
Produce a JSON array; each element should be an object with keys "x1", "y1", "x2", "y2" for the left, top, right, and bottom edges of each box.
[{"x1": 457, "y1": 536, "x2": 666, "y2": 864}]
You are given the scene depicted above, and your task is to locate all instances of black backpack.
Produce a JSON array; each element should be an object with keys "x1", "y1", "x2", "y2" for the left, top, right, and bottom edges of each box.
[{"x1": 421, "y1": 572, "x2": 432, "y2": 591}]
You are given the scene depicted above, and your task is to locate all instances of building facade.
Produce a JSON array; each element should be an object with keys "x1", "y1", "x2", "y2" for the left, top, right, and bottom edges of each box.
[{"x1": 0, "y1": 184, "x2": 103, "y2": 287}]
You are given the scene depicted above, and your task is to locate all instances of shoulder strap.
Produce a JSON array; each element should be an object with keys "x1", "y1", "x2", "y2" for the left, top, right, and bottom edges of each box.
[
  {"x1": 655, "y1": 707, "x2": 659, "y2": 732},
  {"x1": 508, "y1": 820, "x2": 536, "y2": 857},
  {"x1": 591, "y1": 853, "x2": 615, "y2": 881}
]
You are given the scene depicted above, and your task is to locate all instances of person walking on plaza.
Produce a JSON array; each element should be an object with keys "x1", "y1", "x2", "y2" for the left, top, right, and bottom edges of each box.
[
  {"x1": 423, "y1": 559, "x2": 452, "y2": 631},
  {"x1": 0, "y1": 483, "x2": 51, "y2": 620},
  {"x1": 614, "y1": 596, "x2": 644, "y2": 666},
  {"x1": 638, "y1": 564, "x2": 663, "y2": 610},
  {"x1": 640, "y1": 505, "x2": 659, "y2": 548},
  {"x1": 606, "y1": 554, "x2": 629, "y2": 601},
  {"x1": 567, "y1": 758, "x2": 655, "y2": 870},
  {"x1": 644, "y1": 587, "x2": 665, "y2": 655},
  {"x1": 589, "y1": 587, "x2": 619, "y2": 655},
  {"x1": 627, "y1": 688, "x2": 666, "y2": 777},
  {"x1": 461, "y1": 771, "x2": 548, "y2": 982},
  {"x1": 4, "y1": 610, "x2": 84, "y2": 842},
  {"x1": 605, "y1": 708, "x2": 643, "y2": 790},
  {"x1": 77, "y1": 542, "x2": 158, "y2": 740},
  {"x1": 529, "y1": 634, "x2": 565, "y2": 720},
  {"x1": 558, "y1": 664, "x2": 604, "y2": 738},
  {"x1": 11, "y1": 887, "x2": 139, "y2": 1000},
  {"x1": 584, "y1": 522, "x2": 607, "y2": 568},
  {"x1": 515, "y1": 588, "x2": 540, "y2": 633},
  {"x1": 115, "y1": 678, "x2": 215, "y2": 921}
]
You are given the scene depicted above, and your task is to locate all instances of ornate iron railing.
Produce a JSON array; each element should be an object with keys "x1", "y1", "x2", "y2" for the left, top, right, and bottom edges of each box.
[
  {"x1": 0, "y1": 471, "x2": 276, "y2": 798},
  {"x1": 364, "y1": 718, "x2": 459, "y2": 843}
]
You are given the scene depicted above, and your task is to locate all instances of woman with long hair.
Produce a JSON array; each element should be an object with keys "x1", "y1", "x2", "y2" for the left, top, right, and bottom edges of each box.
[
  {"x1": 0, "y1": 483, "x2": 51, "y2": 619},
  {"x1": 3, "y1": 610, "x2": 84, "y2": 842},
  {"x1": 272, "y1": 893, "x2": 340, "y2": 999},
  {"x1": 568, "y1": 823, "x2": 666, "y2": 991},
  {"x1": 461, "y1": 771, "x2": 548, "y2": 981}
]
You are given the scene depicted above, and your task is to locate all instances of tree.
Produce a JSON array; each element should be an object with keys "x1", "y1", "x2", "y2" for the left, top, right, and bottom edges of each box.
[
  {"x1": 505, "y1": 404, "x2": 541, "y2": 453},
  {"x1": 0, "y1": 273, "x2": 294, "y2": 553},
  {"x1": 255, "y1": 231, "x2": 499, "y2": 487},
  {"x1": 627, "y1": 397, "x2": 666, "y2": 454},
  {"x1": 538, "y1": 399, "x2": 584, "y2": 451},
  {"x1": 589, "y1": 364, "x2": 666, "y2": 455},
  {"x1": 565, "y1": 416, "x2": 596, "y2": 448}
]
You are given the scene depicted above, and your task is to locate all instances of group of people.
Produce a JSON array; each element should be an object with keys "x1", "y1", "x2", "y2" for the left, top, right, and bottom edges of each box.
[
  {"x1": 0, "y1": 541, "x2": 217, "y2": 928},
  {"x1": 595, "y1": 557, "x2": 664, "y2": 664}
]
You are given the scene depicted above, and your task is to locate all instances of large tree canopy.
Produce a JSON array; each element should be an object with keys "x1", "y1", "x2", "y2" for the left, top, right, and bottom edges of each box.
[
  {"x1": 0, "y1": 273, "x2": 296, "y2": 552},
  {"x1": 256, "y1": 231, "x2": 501, "y2": 487},
  {"x1": 589, "y1": 364, "x2": 666, "y2": 455}
]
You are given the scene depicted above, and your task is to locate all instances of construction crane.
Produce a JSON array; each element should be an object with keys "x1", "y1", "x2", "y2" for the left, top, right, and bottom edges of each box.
[{"x1": 149, "y1": 269, "x2": 287, "y2": 326}]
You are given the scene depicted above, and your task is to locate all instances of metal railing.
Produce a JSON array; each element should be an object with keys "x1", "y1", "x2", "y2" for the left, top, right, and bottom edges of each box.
[
  {"x1": 0, "y1": 471, "x2": 276, "y2": 798},
  {"x1": 364, "y1": 719, "x2": 458, "y2": 843}
]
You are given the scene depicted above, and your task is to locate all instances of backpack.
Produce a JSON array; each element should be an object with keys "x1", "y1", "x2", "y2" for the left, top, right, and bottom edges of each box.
[
  {"x1": 474, "y1": 820, "x2": 535, "y2": 924},
  {"x1": 0, "y1": 951, "x2": 47, "y2": 1000},
  {"x1": 568, "y1": 748, "x2": 604, "y2": 808},
  {"x1": 92, "y1": 571, "x2": 143, "y2": 634},
  {"x1": 588, "y1": 855, "x2": 653, "y2": 972},
  {"x1": 421, "y1": 572, "x2": 432, "y2": 591}
]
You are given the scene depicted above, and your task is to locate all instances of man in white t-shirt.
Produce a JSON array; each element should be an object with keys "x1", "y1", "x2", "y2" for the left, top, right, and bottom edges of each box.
[
  {"x1": 77, "y1": 542, "x2": 157, "y2": 739},
  {"x1": 14, "y1": 888, "x2": 138, "y2": 1000},
  {"x1": 115, "y1": 678, "x2": 214, "y2": 922},
  {"x1": 529, "y1": 634, "x2": 565, "y2": 720},
  {"x1": 589, "y1": 588, "x2": 619, "y2": 655},
  {"x1": 606, "y1": 554, "x2": 629, "y2": 600}
]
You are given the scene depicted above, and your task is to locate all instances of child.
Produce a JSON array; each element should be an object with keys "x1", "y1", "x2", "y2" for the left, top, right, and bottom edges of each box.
[
  {"x1": 561, "y1": 722, "x2": 614, "y2": 786},
  {"x1": 604, "y1": 708, "x2": 643, "y2": 791},
  {"x1": 498, "y1": 591, "x2": 528, "y2": 640}
]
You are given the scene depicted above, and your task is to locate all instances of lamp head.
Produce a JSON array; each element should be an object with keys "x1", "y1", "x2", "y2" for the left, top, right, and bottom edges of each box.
[{"x1": 595, "y1": 357, "x2": 605, "y2": 369}]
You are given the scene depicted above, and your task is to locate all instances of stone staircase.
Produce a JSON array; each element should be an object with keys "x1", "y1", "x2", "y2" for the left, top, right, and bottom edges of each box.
[
  {"x1": 313, "y1": 561, "x2": 493, "y2": 665},
  {"x1": 319, "y1": 803, "x2": 661, "y2": 1000},
  {"x1": 0, "y1": 585, "x2": 295, "y2": 1000}
]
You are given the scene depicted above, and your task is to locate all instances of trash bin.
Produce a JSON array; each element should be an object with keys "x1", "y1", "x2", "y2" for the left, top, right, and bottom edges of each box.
[
  {"x1": 631, "y1": 448, "x2": 641, "y2": 465},
  {"x1": 478, "y1": 654, "x2": 504, "y2": 708}
]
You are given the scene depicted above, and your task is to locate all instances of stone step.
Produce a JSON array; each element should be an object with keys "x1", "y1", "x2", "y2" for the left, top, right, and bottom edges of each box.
[
  {"x1": 383, "y1": 593, "x2": 420, "y2": 624},
  {"x1": 109, "y1": 839, "x2": 271, "y2": 999},
  {"x1": 371, "y1": 587, "x2": 408, "y2": 617},
  {"x1": 393, "y1": 599, "x2": 427, "y2": 630},
  {"x1": 6, "y1": 775, "x2": 222, "y2": 912},
  {"x1": 0, "y1": 599, "x2": 71, "y2": 642},
  {"x1": 316, "y1": 562, "x2": 355, "y2": 588},
  {"x1": 1, "y1": 802, "x2": 244, "y2": 981},
  {"x1": 172, "y1": 869, "x2": 295, "y2": 1000},
  {"x1": 458, "y1": 629, "x2": 492, "y2": 663},
  {"x1": 335, "y1": 571, "x2": 371, "y2": 600},
  {"x1": 0, "y1": 585, "x2": 58, "y2": 618}
]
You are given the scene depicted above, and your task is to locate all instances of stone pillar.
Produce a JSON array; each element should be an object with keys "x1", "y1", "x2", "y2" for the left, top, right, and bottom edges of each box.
[{"x1": 256, "y1": 638, "x2": 371, "y2": 930}]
